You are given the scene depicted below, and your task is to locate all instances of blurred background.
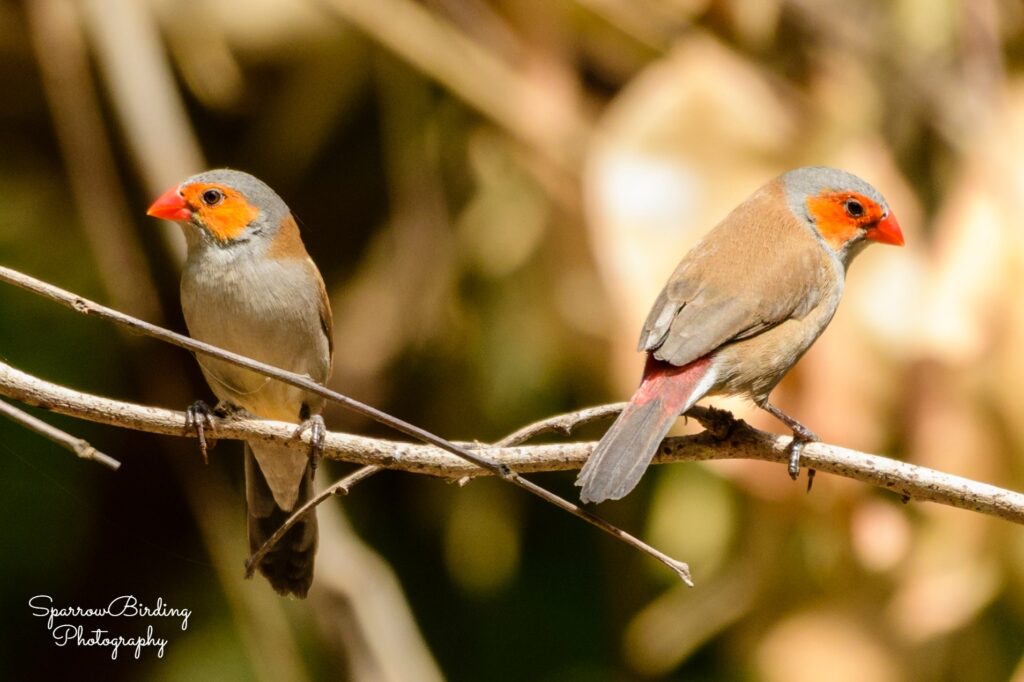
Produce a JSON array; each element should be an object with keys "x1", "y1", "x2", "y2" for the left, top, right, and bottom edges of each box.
[{"x1": 2, "y1": 0, "x2": 1024, "y2": 679}]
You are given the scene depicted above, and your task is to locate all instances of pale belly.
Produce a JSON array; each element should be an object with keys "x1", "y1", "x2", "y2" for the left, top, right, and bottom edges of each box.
[
  {"x1": 710, "y1": 300, "x2": 839, "y2": 404},
  {"x1": 195, "y1": 356, "x2": 311, "y2": 422},
  {"x1": 181, "y1": 252, "x2": 330, "y2": 423}
]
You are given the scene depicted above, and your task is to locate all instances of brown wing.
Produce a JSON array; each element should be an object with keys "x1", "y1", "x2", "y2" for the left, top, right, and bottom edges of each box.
[
  {"x1": 639, "y1": 182, "x2": 835, "y2": 367},
  {"x1": 277, "y1": 213, "x2": 334, "y2": 371},
  {"x1": 312, "y1": 258, "x2": 334, "y2": 367}
]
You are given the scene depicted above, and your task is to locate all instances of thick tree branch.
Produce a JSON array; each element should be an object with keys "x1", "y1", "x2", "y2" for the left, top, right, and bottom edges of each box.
[{"x1": 2, "y1": 358, "x2": 1024, "y2": 526}]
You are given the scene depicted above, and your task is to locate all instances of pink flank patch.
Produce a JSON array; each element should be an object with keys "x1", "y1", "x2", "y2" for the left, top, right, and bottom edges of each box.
[{"x1": 634, "y1": 354, "x2": 713, "y2": 407}]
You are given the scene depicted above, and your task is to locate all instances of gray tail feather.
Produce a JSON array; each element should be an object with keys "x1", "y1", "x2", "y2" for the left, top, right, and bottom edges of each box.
[
  {"x1": 245, "y1": 445, "x2": 318, "y2": 598},
  {"x1": 576, "y1": 398, "x2": 678, "y2": 504}
]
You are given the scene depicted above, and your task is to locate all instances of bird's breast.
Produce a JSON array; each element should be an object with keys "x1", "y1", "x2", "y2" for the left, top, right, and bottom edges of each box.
[
  {"x1": 180, "y1": 249, "x2": 330, "y2": 420},
  {"x1": 711, "y1": 270, "x2": 843, "y2": 403}
]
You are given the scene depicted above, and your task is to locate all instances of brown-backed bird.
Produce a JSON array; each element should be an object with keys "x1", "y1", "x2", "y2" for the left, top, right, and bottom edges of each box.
[
  {"x1": 577, "y1": 166, "x2": 904, "y2": 504},
  {"x1": 149, "y1": 169, "x2": 333, "y2": 596}
]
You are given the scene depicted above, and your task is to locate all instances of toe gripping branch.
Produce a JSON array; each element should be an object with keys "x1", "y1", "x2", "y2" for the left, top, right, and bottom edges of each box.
[
  {"x1": 184, "y1": 400, "x2": 240, "y2": 464},
  {"x1": 760, "y1": 402, "x2": 819, "y2": 490},
  {"x1": 294, "y1": 414, "x2": 326, "y2": 478},
  {"x1": 185, "y1": 400, "x2": 325, "y2": 475},
  {"x1": 185, "y1": 400, "x2": 217, "y2": 464}
]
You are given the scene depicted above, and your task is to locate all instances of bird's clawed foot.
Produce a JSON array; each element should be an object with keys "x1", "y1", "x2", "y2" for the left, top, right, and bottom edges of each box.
[
  {"x1": 784, "y1": 436, "x2": 816, "y2": 482},
  {"x1": 760, "y1": 401, "x2": 818, "y2": 489},
  {"x1": 294, "y1": 414, "x2": 326, "y2": 478},
  {"x1": 185, "y1": 400, "x2": 217, "y2": 464},
  {"x1": 185, "y1": 400, "x2": 241, "y2": 463},
  {"x1": 783, "y1": 426, "x2": 819, "y2": 491}
]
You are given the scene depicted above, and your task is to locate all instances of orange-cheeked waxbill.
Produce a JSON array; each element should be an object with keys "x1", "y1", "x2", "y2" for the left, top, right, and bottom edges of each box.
[
  {"x1": 148, "y1": 169, "x2": 333, "y2": 597},
  {"x1": 577, "y1": 166, "x2": 904, "y2": 504}
]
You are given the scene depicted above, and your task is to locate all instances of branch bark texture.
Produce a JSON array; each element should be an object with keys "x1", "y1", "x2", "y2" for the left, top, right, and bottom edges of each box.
[{"x1": 2, "y1": 358, "x2": 1023, "y2": 526}]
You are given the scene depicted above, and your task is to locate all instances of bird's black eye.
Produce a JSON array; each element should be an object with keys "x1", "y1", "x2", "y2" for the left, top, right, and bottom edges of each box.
[
  {"x1": 845, "y1": 199, "x2": 864, "y2": 218},
  {"x1": 201, "y1": 189, "x2": 224, "y2": 206}
]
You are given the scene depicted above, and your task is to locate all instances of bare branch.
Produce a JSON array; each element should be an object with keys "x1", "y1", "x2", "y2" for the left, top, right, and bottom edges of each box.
[
  {"x1": 3, "y1": 356, "x2": 1024, "y2": 528},
  {"x1": 254, "y1": 402, "x2": 722, "y2": 582},
  {"x1": 0, "y1": 265, "x2": 690, "y2": 581},
  {"x1": 0, "y1": 265, "x2": 559, "y2": 478},
  {"x1": 245, "y1": 465, "x2": 382, "y2": 578},
  {"x1": 494, "y1": 402, "x2": 737, "y2": 448},
  {"x1": 5, "y1": 265, "x2": 1024, "y2": 584},
  {"x1": 495, "y1": 402, "x2": 627, "y2": 447},
  {"x1": 0, "y1": 397, "x2": 120, "y2": 470},
  {"x1": 251, "y1": 403, "x2": 714, "y2": 585}
]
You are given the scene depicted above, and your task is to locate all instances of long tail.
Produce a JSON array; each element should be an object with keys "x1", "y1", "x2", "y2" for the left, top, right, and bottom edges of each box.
[
  {"x1": 576, "y1": 355, "x2": 714, "y2": 504},
  {"x1": 245, "y1": 444, "x2": 318, "y2": 597}
]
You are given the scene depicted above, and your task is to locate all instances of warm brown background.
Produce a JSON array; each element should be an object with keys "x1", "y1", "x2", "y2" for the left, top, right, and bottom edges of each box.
[{"x1": 2, "y1": 0, "x2": 1024, "y2": 679}]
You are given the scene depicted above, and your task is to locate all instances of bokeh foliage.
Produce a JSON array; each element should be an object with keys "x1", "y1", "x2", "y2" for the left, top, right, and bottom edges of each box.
[{"x1": 3, "y1": 0, "x2": 1024, "y2": 679}]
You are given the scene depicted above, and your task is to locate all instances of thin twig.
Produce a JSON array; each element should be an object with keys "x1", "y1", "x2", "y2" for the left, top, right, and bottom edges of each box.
[
  {"x1": 245, "y1": 404, "x2": 705, "y2": 582},
  {"x1": 251, "y1": 403, "x2": 671, "y2": 581},
  {"x1": 245, "y1": 465, "x2": 382, "y2": 578},
  {"x1": 495, "y1": 404, "x2": 693, "y2": 582},
  {"x1": 513, "y1": 474, "x2": 691, "y2": 583},
  {"x1": 0, "y1": 265, "x2": 511, "y2": 473},
  {"x1": 495, "y1": 403, "x2": 627, "y2": 447},
  {"x1": 0, "y1": 398, "x2": 120, "y2": 470},
  {"x1": 0, "y1": 265, "x2": 691, "y2": 581}
]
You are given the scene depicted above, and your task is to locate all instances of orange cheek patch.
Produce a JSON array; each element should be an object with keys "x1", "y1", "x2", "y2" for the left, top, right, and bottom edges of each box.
[
  {"x1": 199, "y1": 201, "x2": 259, "y2": 241},
  {"x1": 807, "y1": 193, "x2": 864, "y2": 249},
  {"x1": 182, "y1": 183, "x2": 260, "y2": 242}
]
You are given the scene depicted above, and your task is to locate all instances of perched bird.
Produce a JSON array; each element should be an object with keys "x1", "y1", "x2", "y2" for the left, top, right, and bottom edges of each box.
[
  {"x1": 577, "y1": 166, "x2": 904, "y2": 504},
  {"x1": 147, "y1": 169, "x2": 333, "y2": 597}
]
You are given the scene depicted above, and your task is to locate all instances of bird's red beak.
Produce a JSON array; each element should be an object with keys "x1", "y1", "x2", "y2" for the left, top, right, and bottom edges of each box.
[
  {"x1": 146, "y1": 186, "x2": 192, "y2": 222},
  {"x1": 865, "y1": 212, "x2": 904, "y2": 246}
]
